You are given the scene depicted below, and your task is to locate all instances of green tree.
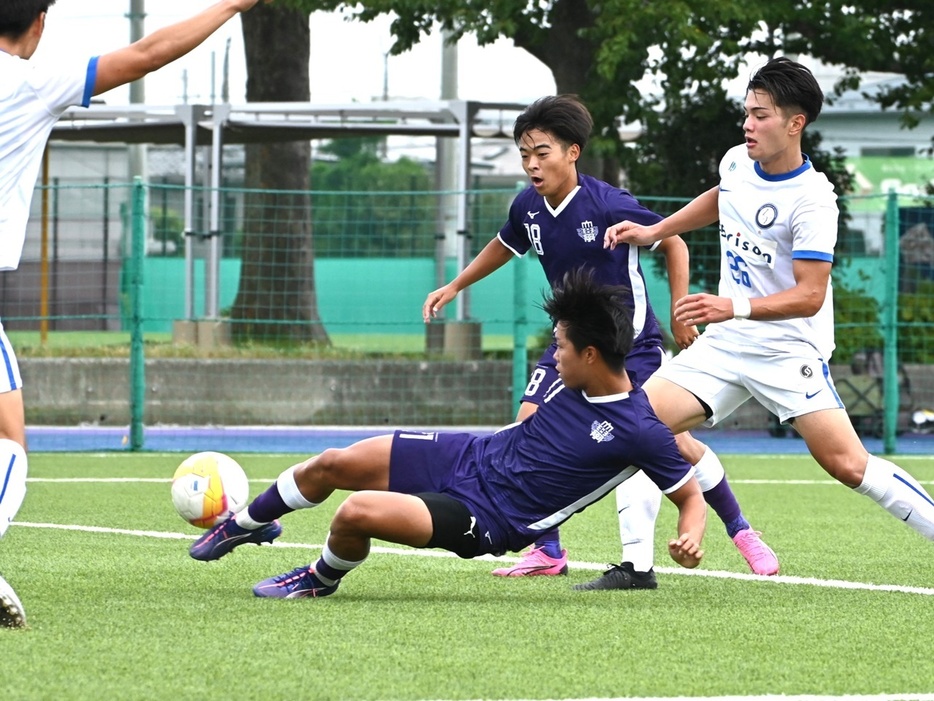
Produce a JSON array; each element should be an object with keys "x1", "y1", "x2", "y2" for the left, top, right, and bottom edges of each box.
[
  {"x1": 278, "y1": 0, "x2": 933, "y2": 162},
  {"x1": 311, "y1": 137, "x2": 436, "y2": 257}
]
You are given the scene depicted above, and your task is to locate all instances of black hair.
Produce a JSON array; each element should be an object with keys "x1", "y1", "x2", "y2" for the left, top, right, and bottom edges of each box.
[
  {"x1": 0, "y1": 0, "x2": 55, "y2": 39},
  {"x1": 747, "y1": 56, "x2": 824, "y2": 127},
  {"x1": 513, "y1": 94, "x2": 594, "y2": 153},
  {"x1": 542, "y1": 268, "x2": 634, "y2": 373}
]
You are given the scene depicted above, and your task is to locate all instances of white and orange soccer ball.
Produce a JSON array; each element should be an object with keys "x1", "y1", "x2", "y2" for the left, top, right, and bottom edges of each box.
[{"x1": 171, "y1": 451, "x2": 250, "y2": 528}]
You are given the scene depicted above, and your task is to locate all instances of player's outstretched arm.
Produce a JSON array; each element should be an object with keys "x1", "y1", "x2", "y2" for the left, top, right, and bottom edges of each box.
[
  {"x1": 93, "y1": 0, "x2": 272, "y2": 96},
  {"x1": 664, "y1": 477, "x2": 706, "y2": 568},
  {"x1": 604, "y1": 185, "x2": 721, "y2": 251},
  {"x1": 656, "y1": 236, "x2": 698, "y2": 350},
  {"x1": 422, "y1": 238, "x2": 514, "y2": 322}
]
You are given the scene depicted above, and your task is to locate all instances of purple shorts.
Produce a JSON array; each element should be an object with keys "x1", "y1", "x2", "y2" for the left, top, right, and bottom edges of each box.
[
  {"x1": 522, "y1": 342, "x2": 667, "y2": 406},
  {"x1": 388, "y1": 430, "x2": 510, "y2": 556}
]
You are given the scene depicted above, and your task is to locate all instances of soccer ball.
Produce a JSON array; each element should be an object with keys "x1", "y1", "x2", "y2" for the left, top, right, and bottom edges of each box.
[{"x1": 171, "y1": 451, "x2": 250, "y2": 528}]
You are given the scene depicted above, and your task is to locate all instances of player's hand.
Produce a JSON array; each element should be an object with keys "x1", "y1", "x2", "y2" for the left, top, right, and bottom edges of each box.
[
  {"x1": 422, "y1": 285, "x2": 457, "y2": 323},
  {"x1": 673, "y1": 293, "x2": 734, "y2": 327},
  {"x1": 604, "y1": 220, "x2": 661, "y2": 250},
  {"x1": 668, "y1": 534, "x2": 704, "y2": 568},
  {"x1": 670, "y1": 315, "x2": 699, "y2": 350}
]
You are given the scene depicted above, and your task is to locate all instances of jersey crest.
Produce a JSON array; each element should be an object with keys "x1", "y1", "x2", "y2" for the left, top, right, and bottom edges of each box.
[
  {"x1": 577, "y1": 220, "x2": 599, "y2": 243},
  {"x1": 590, "y1": 420, "x2": 616, "y2": 443}
]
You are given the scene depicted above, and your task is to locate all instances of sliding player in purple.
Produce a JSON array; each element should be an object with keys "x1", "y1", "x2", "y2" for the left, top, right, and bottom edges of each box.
[{"x1": 188, "y1": 269, "x2": 707, "y2": 598}]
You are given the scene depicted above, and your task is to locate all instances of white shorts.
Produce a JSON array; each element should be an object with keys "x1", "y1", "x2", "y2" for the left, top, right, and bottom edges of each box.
[
  {"x1": 0, "y1": 322, "x2": 22, "y2": 394},
  {"x1": 654, "y1": 333, "x2": 844, "y2": 427}
]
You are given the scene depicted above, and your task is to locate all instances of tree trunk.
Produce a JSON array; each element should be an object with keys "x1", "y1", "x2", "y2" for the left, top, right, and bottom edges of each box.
[
  {"x1": 514, "y1": 0, "x2": 619, "y2": 184},
  {"x1": 232, "y1": 3, "x2": 328, "y2": 344}
]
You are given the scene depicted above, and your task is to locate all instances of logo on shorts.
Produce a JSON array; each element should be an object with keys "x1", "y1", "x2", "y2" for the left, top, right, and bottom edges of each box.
[
  {"x1": 800, "y1": 365, "x2": 813, "y2": 379},
  {"x1": 464, "y1": 516, "x2": 477, "y2": 538},
  {"x1": 577, "y1": 220, "x2": 599, "y2": 243},
  {"x1": 590, "y1": 420, "x2": 615, "y2": 443}
]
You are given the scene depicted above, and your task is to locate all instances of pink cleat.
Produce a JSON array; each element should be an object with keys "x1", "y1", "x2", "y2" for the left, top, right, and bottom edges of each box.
[
  {"x1": 732, "y1": 528, "x2": 779, "y2": 575},
  {"x1": 491, "y1": 546, "x2": 568, "y2": 577}
]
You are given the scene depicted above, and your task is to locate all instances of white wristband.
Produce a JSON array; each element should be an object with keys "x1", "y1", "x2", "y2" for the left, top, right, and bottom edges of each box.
[{"x1": 732, "y1": 297, "x2": 752, "y2": 320}]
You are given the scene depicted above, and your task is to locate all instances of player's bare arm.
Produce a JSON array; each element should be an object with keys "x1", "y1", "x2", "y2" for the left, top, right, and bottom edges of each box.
[
  {"x1": 422, "y1": 238, "x2": 513, "y2": 322},
  {"x1": 656, "y1": 236, "x2": 698, "y2": 349},
  {"x1": 93, "y1": 0, "x2": 272, "y2": 96},
  {"x1": 604, "y1": 185, "x2": 721, "y2": 251},
  {"x1": 673, "y1": 258, "x2": 832, "y2": 326},
  {"x1": 664, "y1": 478, "x2": 706, "y2": 568}
]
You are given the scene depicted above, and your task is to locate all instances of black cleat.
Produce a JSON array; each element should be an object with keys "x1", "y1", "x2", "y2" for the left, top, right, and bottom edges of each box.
[
  {"x1": 572, "y1": 561, "x2": 658, "y2": 591},
  {"x1": 0, "y1": 574, "x2": 26, "y2": 628}
]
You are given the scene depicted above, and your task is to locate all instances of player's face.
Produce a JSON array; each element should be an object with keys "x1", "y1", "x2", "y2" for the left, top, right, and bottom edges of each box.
[
  {"x1": 742, "y1": 89, "x2": 805, "y2": 174},
  {"x1": 517, "y1": 129, "x2": 580, "y2": 208},
  {"x1": 552, "y1": 322, "x2": 589, "y2": 390}
]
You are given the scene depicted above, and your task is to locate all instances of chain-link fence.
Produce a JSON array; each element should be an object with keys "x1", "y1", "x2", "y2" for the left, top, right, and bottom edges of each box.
[{"x1": 2, "y1": 181, "x2": 932, "y2": 451}]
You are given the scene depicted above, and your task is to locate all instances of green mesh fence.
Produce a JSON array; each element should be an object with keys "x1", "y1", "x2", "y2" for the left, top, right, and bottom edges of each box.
[{"x1": 1, "y1": 182, "x2": 932, "y2": 452}]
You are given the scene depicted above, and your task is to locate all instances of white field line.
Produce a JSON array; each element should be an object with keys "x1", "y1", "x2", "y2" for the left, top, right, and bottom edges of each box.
[
  {"x1": 432, "y1": 696, "x2": 934, "y2": 701},
  {"x1": 11, "y1": 520, "x2": 934, "y2": 598}
]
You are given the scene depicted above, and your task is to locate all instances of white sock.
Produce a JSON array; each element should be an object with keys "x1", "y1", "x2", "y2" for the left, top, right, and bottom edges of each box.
[
  {"x1": 277, "y1": 465, "x2": 318, "y2": 509},
  {"x1": 615, "y1": 470, "x2": 662, "y2": 571},
  {"x1": 314, "y1": 540, "x2": 368, "y2": 586},
  {"x1": 0, "y1": 439, "x2": 27, "y2": 539},
  {"x1": 235, "y1": 509, "x2": 267, "y2": 529},
  {"x1": 855, "y1": 455, "x2": 934, "y2": 540},
  {"x1": 693, "y1": 446, "x2": 725, "y2": 491}
]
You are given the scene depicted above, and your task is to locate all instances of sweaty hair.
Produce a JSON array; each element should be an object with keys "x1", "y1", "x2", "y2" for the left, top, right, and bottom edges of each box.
[
  {"x1": 513, "y1": 94, "x2": 594, "y2": 152},
  {"x1": 747, "y1": 56, "x2": 824, "y2": 127},
  {"x1": 542, "y1": 268, "x2": 634, "y2": 374},
  {"x1": 0, "y1": 0, "x2": 55, "y2": 39}
]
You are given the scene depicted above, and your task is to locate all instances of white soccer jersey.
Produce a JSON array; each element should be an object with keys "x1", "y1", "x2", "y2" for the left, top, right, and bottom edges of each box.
[
  {"x1": 0, "y1": 51, "x2": 97, "y2": 271},
  {"x1": 706, "y1": 144, "x2": 839, "y2": 358}
]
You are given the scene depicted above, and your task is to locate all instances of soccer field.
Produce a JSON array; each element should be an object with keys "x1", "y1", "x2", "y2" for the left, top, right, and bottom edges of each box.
[{"x1": 2, "y1": 452, "x2": 934, "y2": 701}]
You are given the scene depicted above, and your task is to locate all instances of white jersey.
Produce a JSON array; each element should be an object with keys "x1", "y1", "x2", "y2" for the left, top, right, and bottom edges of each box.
[
  {"x1": 706, "y1": 144, "x2": 839, "y2": 358},
  {"x1": 0, "y1": 51, "x2": 97, "y2": 271}
]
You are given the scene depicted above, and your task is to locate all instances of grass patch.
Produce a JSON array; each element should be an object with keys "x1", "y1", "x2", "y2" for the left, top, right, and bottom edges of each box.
[{"x1": 1, "y1": 453, "x2": 933, "y2": 699}]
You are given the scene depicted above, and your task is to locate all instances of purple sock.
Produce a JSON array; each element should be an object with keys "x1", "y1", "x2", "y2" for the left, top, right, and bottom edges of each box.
[
  {"x1": 247, "y1": 483, "x2": 295, "y2": 523},
  {"x1": 534, "y1": 529, "x2": 563, "y2": 559},
  {"x1": 703, "y1": 478, "x2": 750, "y2": 538},
  {"x1": 315, "y1": 556, "x2": 349, "y2": 583}
]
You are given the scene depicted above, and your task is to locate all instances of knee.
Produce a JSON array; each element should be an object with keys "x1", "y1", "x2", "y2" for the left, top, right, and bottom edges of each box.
[
  {"x1": 818, "y1": 454, "x2": 867, "y2": 488},
  {"x1": 331, "y1": 494, "x2": 373, "y2": 535},
  {"x1": 298, "y1": 448, "x2": 346, "y2": 487}
]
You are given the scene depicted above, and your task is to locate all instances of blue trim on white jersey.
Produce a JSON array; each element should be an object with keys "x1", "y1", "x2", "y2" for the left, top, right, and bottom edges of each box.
[
  {"x1": 792, "y1": 250, "x2": 834, "y2": 263},
  {"x1": 754, "y1": 154, "x2": 812, "y2": 182},
  {"x1": 82, "y1": 56, "x2": 99, "y2": 107}
]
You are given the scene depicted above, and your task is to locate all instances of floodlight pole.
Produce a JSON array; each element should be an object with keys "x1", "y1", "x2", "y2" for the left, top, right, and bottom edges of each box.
[{"x1": 127, "y1": 0, "x2": 147, "y2": 183}]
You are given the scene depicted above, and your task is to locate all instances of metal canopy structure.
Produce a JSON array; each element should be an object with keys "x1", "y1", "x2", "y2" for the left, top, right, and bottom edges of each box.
[{"x1": 50, "y1": 100, "x2": 525, "y2": 319}]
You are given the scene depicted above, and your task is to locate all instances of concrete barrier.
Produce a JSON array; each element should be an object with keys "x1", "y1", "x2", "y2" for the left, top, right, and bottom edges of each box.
[{"x1": 18, "y1": 357, "x2": 933, "y2": 432}]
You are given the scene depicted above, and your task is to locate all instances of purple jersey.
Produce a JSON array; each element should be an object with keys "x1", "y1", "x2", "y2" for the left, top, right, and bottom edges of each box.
[
  {"x1": 389, "y1": 383, "x2": 693, "y2": 554},
  {"x1": 498, "y1": 173, "x2": 665, "y2": 347}
]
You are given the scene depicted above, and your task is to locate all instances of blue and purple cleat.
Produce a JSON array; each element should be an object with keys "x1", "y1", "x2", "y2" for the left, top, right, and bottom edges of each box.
[
  {"x1": 253, "y1": 566, "x2": 339, "y2": 598},
  {"x1": 189, "y1": 515, "x2": 282, "y2": 561}
]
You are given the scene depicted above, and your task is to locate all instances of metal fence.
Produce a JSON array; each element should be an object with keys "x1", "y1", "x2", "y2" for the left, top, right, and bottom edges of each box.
[{"x1": 1, "y1": 180, "x2": 932, "y2": 452}]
